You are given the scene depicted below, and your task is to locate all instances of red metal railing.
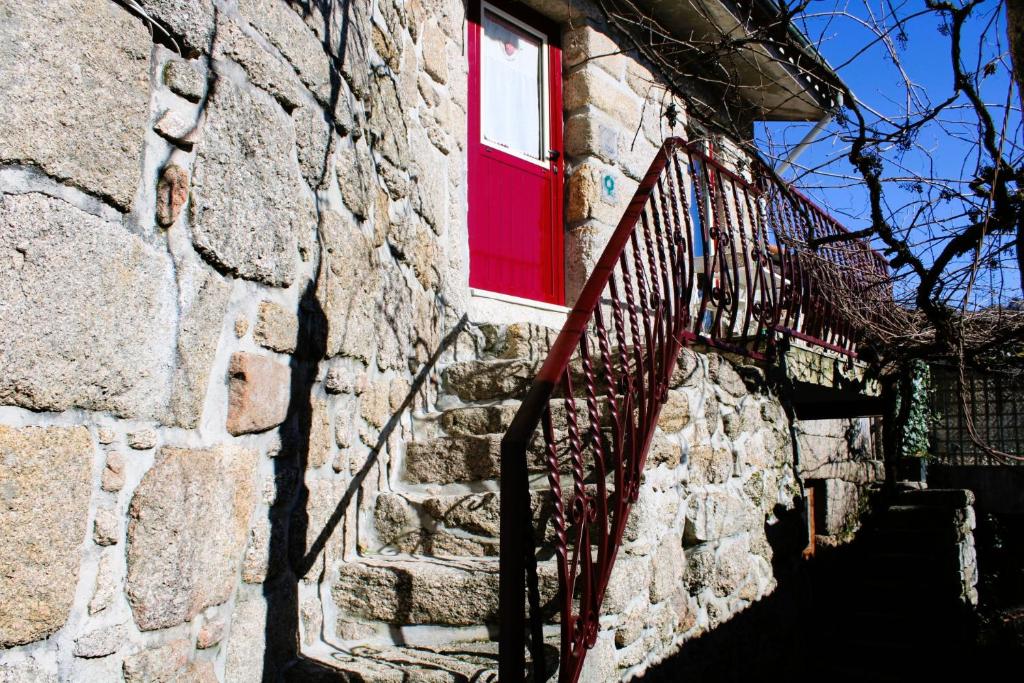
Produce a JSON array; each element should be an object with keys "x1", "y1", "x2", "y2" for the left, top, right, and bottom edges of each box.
[{"x1": 498, "y1": 138, "x2": 889, "y2": 681}]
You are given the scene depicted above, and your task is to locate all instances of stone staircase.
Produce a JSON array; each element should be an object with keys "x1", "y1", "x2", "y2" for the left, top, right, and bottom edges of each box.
[
  {"x1": 308, "y1": 322, "x2": 562, "y2": 681},
  {"x1": 811, "y1": 488, "x2": 979, "y2": 681}
]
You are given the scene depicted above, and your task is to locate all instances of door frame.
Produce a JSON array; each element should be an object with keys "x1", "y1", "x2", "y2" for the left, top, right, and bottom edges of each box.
[{"x1": 467, "y1": 0, "x2": 565, "y2": 306}]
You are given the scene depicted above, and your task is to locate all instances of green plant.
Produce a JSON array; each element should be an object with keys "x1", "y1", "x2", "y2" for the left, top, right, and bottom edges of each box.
[{"x1": 896, "y1": 360, "x2": 934, "y2": 458}]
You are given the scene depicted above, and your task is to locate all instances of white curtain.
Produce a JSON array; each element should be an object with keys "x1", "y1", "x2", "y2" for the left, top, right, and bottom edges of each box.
[{"x1": 482, "y1": 11, "x2": 543, "y2": 159}]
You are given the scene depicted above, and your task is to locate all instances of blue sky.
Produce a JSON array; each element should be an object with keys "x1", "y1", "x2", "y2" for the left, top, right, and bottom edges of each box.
[{"x1": 754, "y1": 0, "x2": 1021, "y2": 307}]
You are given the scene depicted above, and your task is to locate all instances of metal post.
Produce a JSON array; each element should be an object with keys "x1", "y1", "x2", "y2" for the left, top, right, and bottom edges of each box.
[{"x1": 498, "y1": 435, "x2": 528, "y2": 681}]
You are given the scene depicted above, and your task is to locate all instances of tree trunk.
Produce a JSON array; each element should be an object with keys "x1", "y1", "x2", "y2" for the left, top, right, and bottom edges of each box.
[
  {"x1": 1008, "y1": 2, "x2": 1024, "y2": 290},
  {"x1": 1007, "y1": 2, "x2": 1024, "y2": 113}
]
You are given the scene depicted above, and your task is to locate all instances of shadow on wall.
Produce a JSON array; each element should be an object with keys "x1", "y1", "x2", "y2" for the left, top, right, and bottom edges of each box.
[
  {"x1": 262, "y1": 280, "x2": 326, "y2": 680},
  {"x1": 259, "y1": 0, "x2": 467, "y2": 678},
  {"x1": 637, "y1": 501, "x2": 811, "y2": 682},
  {"x1": 123, "y1": 0, "x2": 456, "y2": 678},
  {"x1": 260, "y1": 0, "x2": 351, "y2": 676},
  {"x1": 263, "y1": 275, "x2": 466, "y2": 680},
  {"x1": 638, "y1": 501, "x2": 998, "y2": 683}
]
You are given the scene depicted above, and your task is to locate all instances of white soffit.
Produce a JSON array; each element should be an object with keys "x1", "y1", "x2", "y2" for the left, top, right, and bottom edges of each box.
[{"x1": 633, "y1": 0, "x2": 838, "y2": 121}]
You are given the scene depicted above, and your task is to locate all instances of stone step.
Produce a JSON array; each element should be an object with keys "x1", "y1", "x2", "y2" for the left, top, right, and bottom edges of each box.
[
  {"x1": 439, "y1": 402, "x2": 522, "y2": 435},
  {"x1": 815, "y1": 649, "x2": 968, "y2": 683},
  {"x1": 852, "y1": 574, "x2": 968, "y2": 607},
  {"x1": 331, "y1": 556, "x2": 558, "y2": 628},
  {"x1": 475, "y1": 322, "x2": 663, "y2": 377},
  {"x1": 839, "y1": 636, "x2": 926, "y2": 659},
  {"x1": 860, "y1": 550, "x2": 962, "y2": 578},
  {"x1": 288, "y1": 641, "x2": 502, "y2": 682},
  {"x1": 442, "y1": 358, "x2": 541, "y2": 402},
  {"x1": 478, "y1": 321, "x2": 558, "y2": 361},
  {"x1": 813, "y1": 593, "x2": 970, "y2": 653},
  {"x1": 441, "y1": 354, "x2": 639, "y2": 403},
  {"x1": 403, "y1": 434, "x2": 503, "y2": 485},
  {"x1": 840, "y1": 606, "x2": 967, "y2": 638},
  {"x1": 863, "y1": 526, "x2": 965, "y2": 554},
  {"x1": 373, "y1": 488, "x2": 568, "y2": 558},
  {"x1": 439, "y1": 397, "x2": 614, "y2": 436},
  {"x1": 833, "y1": 633, "x2": 970, "y2": 665},
  {"x1": 817, "y1": 640, "x2": 921, "y2": 681},
  {"x1": 374, "y1": 490, "x2": 502, "y2": 558},
  {"x1": 846, "y1": 575, "x2": 967, "y2": 610},
  {"x1": 290, "y1": 638, "x2": 562, "y2": 683},
  {"x1": 403, "y1": 426, "x2": 617, "y2": 486},
  {"x1": 813, "y1": 661, "x2": 905, "y2": 683},
  {"x1": 877, "y1": 504, "x2": 963, "y2": 530},
  {"x1": 894, "y1": 488, "x2": 974, "y2": 508}
]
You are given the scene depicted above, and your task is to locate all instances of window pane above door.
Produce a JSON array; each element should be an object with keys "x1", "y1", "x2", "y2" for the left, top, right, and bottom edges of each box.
[{"x1": 481, "y1": 8, "x2": 546, "y2": 161}]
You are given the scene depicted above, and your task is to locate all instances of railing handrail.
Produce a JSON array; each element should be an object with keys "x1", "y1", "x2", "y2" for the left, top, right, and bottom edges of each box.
[
  {"x1": 536, "y1": 140, "x2": 686, "y2": 388},
  {"x1": 498, "y1": 137, "x2": 684, "y2": 683},
  {"x1": 498, "y1": 136, "x2": 889, "y2": 681},
  {"x1": 780, "y1": 181, "x2": 889, "y2": 269}
]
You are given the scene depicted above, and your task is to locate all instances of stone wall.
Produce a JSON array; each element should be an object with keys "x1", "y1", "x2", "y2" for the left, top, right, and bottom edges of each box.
[
  {"x1": 0, "y1": 1, "x2": 878, "y2": 681},
  {"x1": 1, "y1": 0, "x2": 468, "y2": 678},
  {"x1": 569, "y1": 349, "x2": 879, "y2": 679},
  {"x1": 572, "y1": 349, "x2": 801, "y2": 678},
  {"x1": 797, "y1": 417, "x2": 879, "y2": 542},
  {"x1": 553, "y1": 1, "x2": 688, "y2": 300}
]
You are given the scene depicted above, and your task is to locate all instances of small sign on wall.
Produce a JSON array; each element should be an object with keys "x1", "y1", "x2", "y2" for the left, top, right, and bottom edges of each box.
[
  {"x1": 600, "y1": 171, "x2": 617, "y2": 204},
  {"x1": 598, "y1": 124, "x2": 618, "y2": 161}
]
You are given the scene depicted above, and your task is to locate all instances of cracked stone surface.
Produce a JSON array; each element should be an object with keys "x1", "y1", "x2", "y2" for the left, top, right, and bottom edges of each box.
[
  {"x1": 0, "y1": 0, "x2": 150, "y2": 211},
  {"x1": 126, "y1": 445, "x2": 257, "y2": 630},
  {"x1": 0, "y1": 426, "x2": 93, "y2": 647},
  {"x1": 189, "y1": 77, "x2": 315, "y2": 287},
  {"x1": 0, "y1": 193, "x2": 177, "y2": 418}
]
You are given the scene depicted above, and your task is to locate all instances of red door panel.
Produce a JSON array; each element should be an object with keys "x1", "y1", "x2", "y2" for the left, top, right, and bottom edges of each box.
[{"x1": 468, "y1": 0, "x2": 564, "y2": 305}]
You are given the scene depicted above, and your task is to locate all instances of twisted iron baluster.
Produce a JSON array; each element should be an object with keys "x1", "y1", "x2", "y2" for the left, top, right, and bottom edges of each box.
[
  {"x1": 560, "y1": 368, "x2": 589, "y2": 676},
  {"x1": 688, "y1": 157, "x2": 713, "y2": 338},
  {"x1": 663, "y1": 151, "x2": 692, "y2": 339},
  {"x1": 577, "y1": 334, "x2": 609, "y2": 644},
  {"x1": 637, "y1": 208, "x2": 666, "y2": 496},
  {"x1": 716, "y1": 172, "x2": 743, "y2": 340},
  {"x1": 593, "y1": 304, "x2": 624, "y2": 514},
  {"x1": 704, "y1": 160, "x2": 727, "y2": 337},
  {"x1": 618, "y1": 247, "x2": 645, "y2": 501},
  {"x1": 729, "y1": 175, "x2": 757, "y2": 343},
  {"x1": 778, "y1": 190, "x2": 807, "y2": 334},
  {"x1": 629, "y1": 228, "x2": 655, "y2": 488},
  {"x1": 672, "y1": 151, "x2": 698, "y2": 336},
  {"x1": 753, "y1": 180, "x2": 780, "y2": 331},
  {"x1": 650, "y1": 181, "x2": 678, "y2": 396},
  {"x1": 540, "y1": 405, "x2": 565, "y2": 679},
  {"x1": 742, "y1": 178, "x2": 775, "y2": 354}
]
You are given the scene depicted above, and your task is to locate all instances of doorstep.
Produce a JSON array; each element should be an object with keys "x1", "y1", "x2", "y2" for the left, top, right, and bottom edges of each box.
[{"x1": 469, "y1": 288, "x2": 569, "y2": 329}]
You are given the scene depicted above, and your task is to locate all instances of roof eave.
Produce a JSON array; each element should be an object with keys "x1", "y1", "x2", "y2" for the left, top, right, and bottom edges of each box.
[{"x1": 630, "y1": 0, "x2": 848, "y2": 121}]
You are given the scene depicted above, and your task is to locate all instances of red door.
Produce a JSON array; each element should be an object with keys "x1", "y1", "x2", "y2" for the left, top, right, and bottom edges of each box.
[{"x1": 468, "y1": 1, "x2": 564, "y2": 305}]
